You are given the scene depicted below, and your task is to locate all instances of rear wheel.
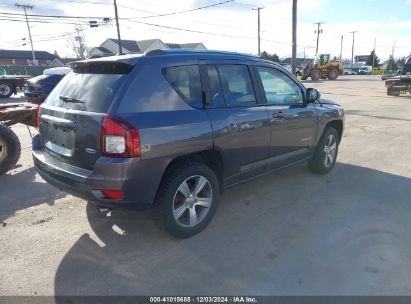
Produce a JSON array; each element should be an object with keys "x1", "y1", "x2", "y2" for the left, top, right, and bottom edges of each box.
[
  {"x1": 0, "y1": 82, "x2": 13, "y2": 98},
  {"x1": 308, "y1": 127, "x2": 339, "y2": 174},
  {"x1": 387, "y1": 87, "x2": 400, "y2": 96},
  {"x1": 152, "y1": 162, "x2": 220, "y2": 238},
  {"x1": 0, "y1": 124, "x2": 21, "y2": 175},
  {"x1": 310, "y1": 68, "x2": 321, "y2": 81},
  {"x1": 328, "y1": 68, "x2": 339, "y2": 80}
]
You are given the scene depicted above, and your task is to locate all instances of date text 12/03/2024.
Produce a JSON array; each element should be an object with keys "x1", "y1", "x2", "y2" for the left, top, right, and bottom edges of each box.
[{"x1": 149, "y1": 297, "x2": 258, "y2": 303}]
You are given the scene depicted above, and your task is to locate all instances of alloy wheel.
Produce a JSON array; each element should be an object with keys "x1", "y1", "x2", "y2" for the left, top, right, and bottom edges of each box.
[
  {"x1": 323, "y1": 134, "x2": 337, "y2": 168},
  {"x1": 172, "y1": 175, "x2": 213, "y2": 228},
  {"x1": 0, "y1": 137, "x2": 7, "y2": 162}
]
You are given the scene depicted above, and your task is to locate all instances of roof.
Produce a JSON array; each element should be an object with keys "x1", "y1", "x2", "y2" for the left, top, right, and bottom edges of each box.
[
  {"x1": 405, "y1": 55, "x2": 411, "y2": 65},
  {"x1": 137, "y1": 39, "x2": 166, "y2": 52},
  {"x1": 165, "y1": 42, "x2": 206, "y2": 49},
  {"x1": 93, "y1": 47, "x2": 112, "y2": 54},
  {"x1": 107, "y1": 38, "x2": 141, "y2": 53},
  {"x1": 0, "y1": 50, "x2": 56, "y2": 60}
]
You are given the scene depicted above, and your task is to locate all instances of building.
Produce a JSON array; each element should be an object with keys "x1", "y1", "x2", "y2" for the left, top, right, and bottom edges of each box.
[
  {"x1": 166, "y1": 42, "x2": 206, "y2": 50},
  {"x1": 88, "y1": 38, "x2": 207, "y2": 57},
  {"x1": 0, "y1": 50, "x2": 56, "y2": 66},
  {"x1": 50, "y1": 57, "x2": 79, "y2": 67}
]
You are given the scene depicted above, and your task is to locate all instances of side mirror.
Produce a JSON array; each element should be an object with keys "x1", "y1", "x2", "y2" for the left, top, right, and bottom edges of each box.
[{"x1": 306, "y1": 88, "x2": 321, "y2": 103}]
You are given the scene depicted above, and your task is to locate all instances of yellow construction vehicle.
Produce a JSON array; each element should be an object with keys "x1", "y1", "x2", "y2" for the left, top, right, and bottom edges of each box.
[{"x1": 301, "y1": 54, "x2": 344, "y2": 81}]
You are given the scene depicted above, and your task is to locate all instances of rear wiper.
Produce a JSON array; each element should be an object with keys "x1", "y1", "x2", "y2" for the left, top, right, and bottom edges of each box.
[{"x1": 59, "y1": 95, "x2": 85, "y2": 104}]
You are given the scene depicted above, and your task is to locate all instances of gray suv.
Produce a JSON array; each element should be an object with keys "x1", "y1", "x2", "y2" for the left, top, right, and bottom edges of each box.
[{"x1": 33, "y1": 49, "x2": 344, "y2": 237}]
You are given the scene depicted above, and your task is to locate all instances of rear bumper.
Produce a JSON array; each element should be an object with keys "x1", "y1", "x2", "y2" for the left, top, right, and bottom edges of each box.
[{"x1": 32, "y1": 136, "x2": 155, "y2": 210}]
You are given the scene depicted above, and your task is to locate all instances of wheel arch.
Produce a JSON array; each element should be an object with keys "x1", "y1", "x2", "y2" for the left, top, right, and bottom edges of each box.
[
  {"x1": 325, "y1": 119, "x2": 343, "y2": 143},
  {"x1": 158, "y1": 150, "x2": 225, "y2": 196}
]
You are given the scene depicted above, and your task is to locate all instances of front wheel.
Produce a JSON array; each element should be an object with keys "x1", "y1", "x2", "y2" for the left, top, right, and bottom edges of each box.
[
  {"x1": 308, "y1": 127, "x2": 339, "y2": 174},
  {"x1": 152, "y1": 162, "x2": 220, "y2": 238},
  {"x1": 310, "y1": 68, "x2": 321, "y2": 81}
]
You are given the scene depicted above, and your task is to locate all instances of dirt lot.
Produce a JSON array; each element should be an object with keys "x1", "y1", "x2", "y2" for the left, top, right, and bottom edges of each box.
[{"x1": 1, "y1": 76, "x2": 411, "y2": 296}]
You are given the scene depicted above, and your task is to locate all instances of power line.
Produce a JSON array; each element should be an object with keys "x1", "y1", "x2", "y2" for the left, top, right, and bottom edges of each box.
[{"x1": 125, "y1": 0, "x2": 234, "y2": 20}]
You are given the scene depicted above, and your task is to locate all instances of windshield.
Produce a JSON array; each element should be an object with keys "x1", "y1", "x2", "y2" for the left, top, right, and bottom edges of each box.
[{"x1": 44, "y1": 61, "x2": 134, "y2": 113}]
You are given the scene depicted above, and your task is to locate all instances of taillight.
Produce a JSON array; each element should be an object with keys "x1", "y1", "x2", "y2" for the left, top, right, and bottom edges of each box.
[
  {"x1": 101, "y1": 189, "x2": 124, "y2": 200},
  {"x1": 36, "y1": 104, "x2": 41, "y2": 129},
  {"x1": 100, "y1": 115, "x2": 140, "y2": 158}
]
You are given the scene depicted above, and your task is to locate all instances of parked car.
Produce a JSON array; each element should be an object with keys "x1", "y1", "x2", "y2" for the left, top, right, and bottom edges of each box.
[
  {"x1": 279, "y1": 63, "x2": 302, "y2": 76},
  {"x1": 358, "y1": 65, "x2": 372, "y2": 75},
  {"x1": 24, "y1": 67, "x2": 71, "y2": 104},
  {"x1": 33, "y1": 50, "x2": 345, "y2": 238},
  {"x1": 344, "y1": 68, "x2": 358, "y2": 75}
]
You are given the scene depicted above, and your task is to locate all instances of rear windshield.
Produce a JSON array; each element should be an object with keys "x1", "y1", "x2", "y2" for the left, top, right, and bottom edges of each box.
[{"x1": 44, "y1": 61, "x2": 133, "y2": 113}]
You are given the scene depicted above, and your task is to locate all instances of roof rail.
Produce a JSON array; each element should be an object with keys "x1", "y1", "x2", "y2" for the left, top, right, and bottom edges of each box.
[{"x1": 145, "y1": 48, "x2": 258, "y2": 58}]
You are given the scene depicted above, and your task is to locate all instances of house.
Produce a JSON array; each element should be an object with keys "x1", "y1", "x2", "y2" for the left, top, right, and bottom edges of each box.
[
  {"x1": 0, "y1": 50, "x2": 56, "y2": 65},
  {"x1": 137, "y1": 39, "x2": 168, "y2": 53},
  {"x1": 50, "y1": 57, "x2": 78, "y2": 67},
  {"x1": 166, "y1": 42, "x2": 206, "y2": 50},
  {"x1": 89, "y1": 38, "x2": 207, "y2": 57},
  {"x1": 88, "y1": 47, "x2": 113, "y2": 58},
  {"x1": 96, "y1": 38, "x2": 141, "y2": 55}
]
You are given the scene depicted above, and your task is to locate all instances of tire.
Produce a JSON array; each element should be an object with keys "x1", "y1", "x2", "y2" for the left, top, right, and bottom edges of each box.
[
  {"x1": 310, "y1": 68, "x2": 321, "y2": 81},
  {"x1": 0, "y1": 81, "x2": 13, "y2": 98},
  {"x1": 328, "y1": 68, "x2": 339, "y2": 80},
  {"x1": 308, "y1": 127, "x2": 339, "y2": 174},
  {"x1": 0, "y1": 123, "x2": 21, "y2": 175},
  {"x1": 387, "y1": 88, "x2": 400, "y2": 96},
  {"x1": 152, "y1": 161, "x2": 220, "y2": 238}
]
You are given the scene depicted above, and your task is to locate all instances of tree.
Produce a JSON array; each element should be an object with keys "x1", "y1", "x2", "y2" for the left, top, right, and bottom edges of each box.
[
  {"x1": 260, "y1": 51, "x2": 279, "y2": 62},
  {"x1": 53, "y1": 50, "x2": 61, "y2": 59},
  {"x1": 67, "y1": 24, "x2": 88, "y2": 59},
  {"x1": 386, "y1": 55, "x2": 397, "y2": 72},
  {"x1": 366, "y1": 50, "x2": 380, "y2": 67}
]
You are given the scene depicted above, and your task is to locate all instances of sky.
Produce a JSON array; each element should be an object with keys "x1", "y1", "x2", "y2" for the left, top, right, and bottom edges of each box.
[{"x1": 0, "y1": 0, "x2": 410, "y2": 60}]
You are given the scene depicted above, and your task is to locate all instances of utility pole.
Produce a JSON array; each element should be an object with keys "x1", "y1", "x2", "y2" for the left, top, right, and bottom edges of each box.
[
  {"x1": 349, "y1": 31, "x2": 358, "y2": 68},
  {"x1": 15, "y1": 3, "x2": 36, "y2": 64},
  {"x1": 392, "y1": 41, "x2": 397, "y2": 59},
  {"x1": 252, "y1": 7, "x2": 263, "y2": 56},
  {"x1": 340, "y1": 35, "x2": 343, "y2": 61},
  {"x1": 314, "y1": 22, "x2": 323, "y2": 56},
  {"x1": 113, "y1": 0, "x2": 122, "y2": 54},
  {"x1": 291, "y1": 0, "x2": 297, "y2": 75},
  {"x1": 372, "y1": 38, "x2": 376, "y2": 69}
]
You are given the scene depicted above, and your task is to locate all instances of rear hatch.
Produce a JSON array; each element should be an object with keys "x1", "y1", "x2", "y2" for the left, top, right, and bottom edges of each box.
[{"x1": 38, "y1": 60, "x2": 134, "y2": 170}]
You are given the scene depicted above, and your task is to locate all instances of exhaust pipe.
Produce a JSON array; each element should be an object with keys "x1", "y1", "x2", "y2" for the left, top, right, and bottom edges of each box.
[{"x1": 98, "y1": 206, "x2": 111, "y2": 216}]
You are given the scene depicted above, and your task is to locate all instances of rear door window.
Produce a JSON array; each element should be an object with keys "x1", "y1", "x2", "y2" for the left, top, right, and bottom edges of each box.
[
  {"x1": 44, "y1": 61, "x2": 134, "y2": 113},
  {"x1": 215, "y1": 65, "x2": 257, "y2": 106},
  {"x1": 162, "y1": 65, "x2": 203, "y2": 108}
]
